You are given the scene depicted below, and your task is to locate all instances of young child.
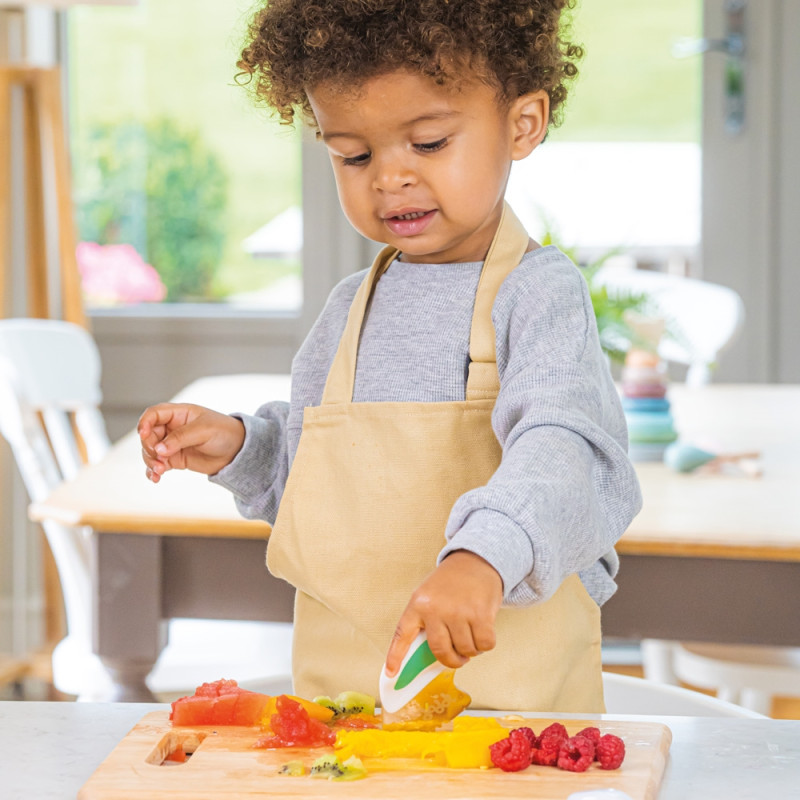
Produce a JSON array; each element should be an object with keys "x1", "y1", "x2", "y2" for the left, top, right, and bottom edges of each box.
[{"x1": 138, "y1": 0, "x2": 641, "y2": 712}]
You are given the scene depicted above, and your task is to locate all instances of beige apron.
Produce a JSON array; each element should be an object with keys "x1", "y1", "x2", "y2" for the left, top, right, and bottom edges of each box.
[{"x1": 268, "y1": 204, "x2": 604, "y2": 712}]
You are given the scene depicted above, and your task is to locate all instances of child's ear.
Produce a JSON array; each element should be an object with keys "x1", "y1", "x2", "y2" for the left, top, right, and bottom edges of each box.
[{"x1": 509, "y1": 90, "x2": 549, "y2": 160}]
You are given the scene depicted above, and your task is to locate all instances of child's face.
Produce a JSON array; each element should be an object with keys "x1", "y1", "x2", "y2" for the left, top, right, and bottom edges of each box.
[{"x1": 308, "y1": 70, "x2": 545, "y2": 263}]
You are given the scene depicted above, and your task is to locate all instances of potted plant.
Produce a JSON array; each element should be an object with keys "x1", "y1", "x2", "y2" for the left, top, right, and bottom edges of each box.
[{"x1": 540, "y1": 231, "x2": 650, "y2": 364}]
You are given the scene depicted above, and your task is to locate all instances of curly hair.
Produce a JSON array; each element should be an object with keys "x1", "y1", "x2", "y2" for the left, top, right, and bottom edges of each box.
[{"x1": 237, "y1": 0, "x2": 583, "y2": 127}]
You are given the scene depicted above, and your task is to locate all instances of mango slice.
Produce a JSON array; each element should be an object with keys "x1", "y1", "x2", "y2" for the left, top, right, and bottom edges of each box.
[{"x1": 334, "y1": 725, "x2": 509, "y2": 769}]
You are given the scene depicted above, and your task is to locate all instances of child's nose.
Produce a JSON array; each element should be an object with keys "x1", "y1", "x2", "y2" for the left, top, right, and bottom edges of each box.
[{"x1": 372, "y1": 154, "x2": 416, "y2": 192}]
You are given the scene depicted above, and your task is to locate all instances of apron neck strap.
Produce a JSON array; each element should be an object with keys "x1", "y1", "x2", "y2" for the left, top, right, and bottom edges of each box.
[
  {"x1": 322, "y1": 245, "x2": 399, "y2": 405},
  {"x1": 321, "y1": 202, "x2": 530, "y2": 405},
  {"x1": 465, "y1": 204, "x2": 530, "y2": 400}
]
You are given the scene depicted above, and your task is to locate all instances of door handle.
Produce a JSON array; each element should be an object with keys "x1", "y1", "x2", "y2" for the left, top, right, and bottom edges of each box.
[{"x1": 673, "y1": 0, "x2": 746, "y2": 135}]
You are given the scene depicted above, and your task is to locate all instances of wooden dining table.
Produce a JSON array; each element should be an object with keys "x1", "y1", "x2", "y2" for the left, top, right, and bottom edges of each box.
[{"x1": 29, "y1": 377, "x2": 800, "y2": 701}]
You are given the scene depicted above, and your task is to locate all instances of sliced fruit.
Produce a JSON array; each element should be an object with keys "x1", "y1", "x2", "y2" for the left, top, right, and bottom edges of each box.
[
  {"x1": 260, "y1": 694, "x2": 335, "y2": 725},
  {"x1": 230, "y1": 691, "x2": 273, "y2": 726},
  {"x1": 169, "y1": 680, "x2": 271, "y2": 727},
  {"x1": 312, "y1": 696, "x2": 340, "y2": 716},
  {"x1": 310, "y1": 754, "x2": 367, "y2": 781},
  {"x1": 336, "y1": 691, "x2": 376, "y2": 716},
  {"x1": 441, "y1": 729, "x2": 510, "y2": 769},
  {"x1": 312, "y1": 691, "x2": 376, "y2": 719},
  {"x1": 170, "y1": 681, "x2": 334, "y2": 728},
  {"x1": 334, "y1": 726, "x2": 508, "y2": 769},
  {"x1": 164, "y1": 746, "x2": 187, "y2": 763},
  {"x1": 255, "y1": 695, "x2": 336, "y2": 748},
  {"x1": 193, "y1": 679, "x2": 240, "y2": 697},
  {"x1": 278, "y1": 761, "x2": 306, "y2": 776},
  {"x1": 332, "y1": 713, "x2": 382, "y2": 730}
]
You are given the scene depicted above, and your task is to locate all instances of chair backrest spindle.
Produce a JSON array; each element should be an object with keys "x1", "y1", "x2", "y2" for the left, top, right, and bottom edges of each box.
[{"x1": 0, "y1": 319, "x2": 111, "y2": 645}]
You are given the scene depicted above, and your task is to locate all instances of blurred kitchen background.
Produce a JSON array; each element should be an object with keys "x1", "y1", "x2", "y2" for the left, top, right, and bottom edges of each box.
[{"x1": 1, "y1": 0, "x2": 799, "y2": 705}]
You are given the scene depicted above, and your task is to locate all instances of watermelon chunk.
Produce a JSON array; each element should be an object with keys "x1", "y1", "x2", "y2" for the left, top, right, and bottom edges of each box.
[
  {"x1": 170, "y1": 679, "x2": 270, "y2": 726},
  {"x1": 169, "y1": 679, "x2": 336, "y2": 727}
]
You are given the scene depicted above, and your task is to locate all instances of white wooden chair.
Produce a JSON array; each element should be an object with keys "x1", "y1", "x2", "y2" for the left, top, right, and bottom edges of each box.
[
  {"x1": 644, "y1": 641, "x2": 800, "y2": 717},
  {"x1": 601, "y1": 672, "x2": 766, "y2": 718},
  {"x1": 593, "y1": 266, "x2": 745, "y2": 386},
  {"x1": 0, "y1": 318, "x2": 293, "y2": 701}
]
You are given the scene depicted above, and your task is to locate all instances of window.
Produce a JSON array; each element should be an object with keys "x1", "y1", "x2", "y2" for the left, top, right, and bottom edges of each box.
[
  {"x1": 68, "y1": 0, "x2": 302, "y2": 312},
  {"x1": 507, "y1": 0, "x2": 702, "y2": 275}
]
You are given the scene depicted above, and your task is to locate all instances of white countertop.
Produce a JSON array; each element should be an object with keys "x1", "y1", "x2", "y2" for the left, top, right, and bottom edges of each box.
[{"x1": 1, "y1": 702, "x2": 799, "y2": 799}]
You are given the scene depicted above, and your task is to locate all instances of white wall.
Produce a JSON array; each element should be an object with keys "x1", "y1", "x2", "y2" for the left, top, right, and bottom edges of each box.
[{"x1": 701, "y1": 0, "x2": 800, "y2": 382}]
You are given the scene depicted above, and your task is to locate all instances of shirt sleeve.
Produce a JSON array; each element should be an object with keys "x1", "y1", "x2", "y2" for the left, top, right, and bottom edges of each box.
[
  {"x1": 209, "y1": 400, "x2": 290, "y2": 525},
  {"x1": 438, "y1": 252, "x2": 642, "y2": 606}
]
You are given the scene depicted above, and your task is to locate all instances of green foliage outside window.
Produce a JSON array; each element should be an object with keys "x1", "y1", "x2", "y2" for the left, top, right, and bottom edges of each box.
[{"x1": 75, "y1": 118, "x2": 229, "y2": 301}]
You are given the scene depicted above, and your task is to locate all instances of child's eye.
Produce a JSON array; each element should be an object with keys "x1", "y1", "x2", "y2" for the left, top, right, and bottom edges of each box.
[
  {"x1": 414, "y1": 138, "x2": 448, "y2": 154},
  {"x1": 341, "y1": 151, "x2": 371, "y2": 166}
]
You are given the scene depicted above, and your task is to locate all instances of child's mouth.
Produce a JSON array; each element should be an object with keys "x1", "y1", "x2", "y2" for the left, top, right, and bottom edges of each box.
[{"x1": 383, "y1": 209, "x2": 436, "y2": 237}]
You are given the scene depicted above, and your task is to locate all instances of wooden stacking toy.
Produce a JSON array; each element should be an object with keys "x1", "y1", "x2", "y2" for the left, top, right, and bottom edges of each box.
[{"x1": 620, "y1": 312, "x2": 678, "y2": 462}]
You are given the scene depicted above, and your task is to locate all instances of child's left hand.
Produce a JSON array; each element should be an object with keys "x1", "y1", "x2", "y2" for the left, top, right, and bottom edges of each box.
[{"x1": 384, "y1": 550, "x2": 503, "y2": 674}]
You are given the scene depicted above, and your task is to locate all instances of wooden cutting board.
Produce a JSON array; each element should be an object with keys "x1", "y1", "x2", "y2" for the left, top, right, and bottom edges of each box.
[{"x1": 78, "y1": 711, "x2": 671, "y2": 800}]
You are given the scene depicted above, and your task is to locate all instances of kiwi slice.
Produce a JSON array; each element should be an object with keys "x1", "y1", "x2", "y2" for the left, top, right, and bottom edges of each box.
[
  {"x1": 335, "y1": 691, "x2": 375, "y2": 716},
  {"x1": 309, "y1": 754, "x2": 367, "y2": 781},
  {"x1": 277, "y1": 760, "x2": 305, "y2": 777},
  {"x1": 312, "y1": 691, "x2": 375, "y2": 718}
]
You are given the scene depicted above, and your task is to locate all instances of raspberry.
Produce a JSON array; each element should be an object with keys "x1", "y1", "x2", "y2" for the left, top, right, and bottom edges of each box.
[
  {"x1": 489, "y1": 734, "x2": 533, "y2": 772},
  {"x1": 557, "y1": 735, "x2": 595, "y2": 773},
  {"x1": 510, "y1": 726, "x2": 537, "y2": 747},
  {"x1": 595, "y1": 733, "x2": 626, "y2": 770},
  {"x1": 576, "y1": 726, "x2": 601, "y2": 746},
  {"x1": 530, "y1": 736, "x2": 561, "y2": 766},
  {"x1": 530, "y1": 737, "x2": 562, "y2": 766},
  {"x1": 529, "y1": 721, "x2": 568, "y2": 767},
  {"x1": 538, "y1": 722, "x2": 568, "y2": 741}
]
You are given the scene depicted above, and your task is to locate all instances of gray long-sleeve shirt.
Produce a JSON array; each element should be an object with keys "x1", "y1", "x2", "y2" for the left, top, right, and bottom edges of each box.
[{"x1": 212, "y1": 245, "x2": 642, "y2": 606}]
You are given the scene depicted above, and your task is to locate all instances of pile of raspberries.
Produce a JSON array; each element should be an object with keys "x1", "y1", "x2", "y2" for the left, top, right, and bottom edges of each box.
[{"x1": 489, "y1": 723, "x2": 625, "y2": 773}]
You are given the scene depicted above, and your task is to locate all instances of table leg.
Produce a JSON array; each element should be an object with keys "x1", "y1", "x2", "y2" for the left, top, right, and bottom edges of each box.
[{"x1": 90, "y1": 533, "x2": 167, "y2": 702}]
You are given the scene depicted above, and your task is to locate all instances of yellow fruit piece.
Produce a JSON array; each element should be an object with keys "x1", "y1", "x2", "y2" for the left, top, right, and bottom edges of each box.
[
  {"x1": 441, "y1": 730, "x2": 508, "y2": 768},
  {"x1": 334, "y1": 726, "x2": 508, "y2": 769},
  {"x1": 381, "y1": 671, "x2": 471, "y2": 728},
  {"x1": 335, "y1": 730, "x2": 440, "y2": 760},
  {"x1": 259, "y1": 695, "x2": 336, "y2": 726}
]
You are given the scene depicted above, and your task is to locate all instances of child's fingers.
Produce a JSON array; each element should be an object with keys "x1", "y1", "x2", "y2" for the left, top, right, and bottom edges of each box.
[
  {"x1": 446, "y1": 619, "x2": 481, "y2": 660},
  {"x1": 471, "y1": 620, "x2": 497, "y2": 654},
  {"x1": 141, "y1": 447, "x2": 170, "y2": 483},
  {"x1": 152, "y1": 418, "x2": 210, "y2": 461},
  {"x1": 137, "y1": 403, "x2": 182, "y2": 438},
  {"x1": 138, "y1": 404, "x2": 188, "y2": 459},
  {"x1": 140, "y1": 424, "x2": 168, "y2": 458},
  {"x1": 426, "y1": 622, "x2": 470, "y2": 670},
  {"x1": 384, "y1": 616, "x2": 423, "y2": 677}
]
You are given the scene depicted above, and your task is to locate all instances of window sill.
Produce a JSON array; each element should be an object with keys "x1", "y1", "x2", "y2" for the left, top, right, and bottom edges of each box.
[
  {"x1": 88, "y1": 302, "x2": 301, "y2": 320},
  {"x1": 89, "y1": 305, "x2": 303, "y2": 344}
]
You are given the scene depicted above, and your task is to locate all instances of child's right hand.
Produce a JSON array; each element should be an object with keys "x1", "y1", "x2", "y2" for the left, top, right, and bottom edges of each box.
[{"x1": 138, "y1": 403, "x2": 245, "y2": 482}]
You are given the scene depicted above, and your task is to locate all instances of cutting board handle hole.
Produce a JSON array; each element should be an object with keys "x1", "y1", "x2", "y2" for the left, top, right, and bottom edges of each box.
[{"x1": 146, "y1": 731, "x2": 208, "y2": 766}]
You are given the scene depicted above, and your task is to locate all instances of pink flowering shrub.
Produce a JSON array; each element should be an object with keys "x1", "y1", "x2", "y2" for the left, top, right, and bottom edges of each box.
[{"x1": 76, "y1": 242, "x2": 167, "y2": 306}]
